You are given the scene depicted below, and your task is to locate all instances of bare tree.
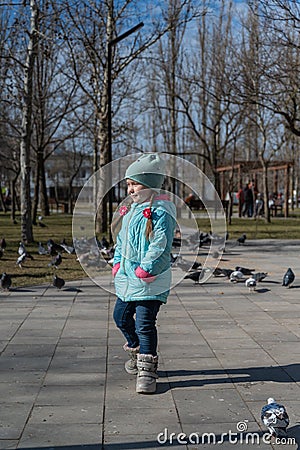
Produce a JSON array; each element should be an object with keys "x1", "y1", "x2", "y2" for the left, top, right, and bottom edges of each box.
[
  {"x1": 242, "y1": 1, "x2": 300, "y2": 138},
  {"x1": 54, "y1": 0, "x2": 205, "y2": 234},
  {"x1": 174, "y1": 0, "x2": 243, "y2": 197},
  {"x1": 19, "y1": 0, "x2": 39, "y2": 243}
]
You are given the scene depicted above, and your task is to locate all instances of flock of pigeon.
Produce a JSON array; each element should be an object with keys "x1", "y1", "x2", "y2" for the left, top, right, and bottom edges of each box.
[
  {"x1": 0, "y1": 237, "x2": 72, "y2": 291},
  {"x1": 0, "y1": 235, "x2": 115, "y2": 292},
  {"x1": 172, "y1": 232, "x2": 296, "y2": 291}
]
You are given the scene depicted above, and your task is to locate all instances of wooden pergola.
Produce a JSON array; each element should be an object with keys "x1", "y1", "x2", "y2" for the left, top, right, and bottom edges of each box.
[{"x1": 216, "y1": 160, "x2": 293, "y2": 218}]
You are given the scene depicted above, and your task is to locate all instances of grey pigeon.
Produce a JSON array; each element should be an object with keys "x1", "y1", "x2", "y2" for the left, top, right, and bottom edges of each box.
[
  {"x1": 0, "y1": 237, "x2": 7, "y2": 251},
  {"x1": 211, "y1": 250, "x2": 220, "y2": 259},
  {"x1": 18, "y1": 242, "x2": 26, "y2": 256},
  {"x1": 175, "y1": 256, "x2": 202, "y2": 272},
  {"x1": 282, "y1": 268, "x2": 295, "y2": 288},
  {"x1": 237, "y1": 234, "x2": 246, "y2": 245},
  {"x1": 184, "y1": 270, "x2": 204, "y2": 284},
  {"x1": 48, "y1": 253, "x2": 62, "y2": 268},
  {"x1": 16, "y1": 252, "x2": 27, "y2": 268},
  {"x1": 1, "y1": 272, "x2": 12, "y2": 290},
  {"x1": 253, "y1": 272, "x2": 268, "y2": 282},
  {"x1": 53, "y1": 274, "x2": 65, "y2": 289},
  {"x1": 261, "y1": 397, "x2": 289, "y2": 438},
  {"x1": 60, "y1": 239, "x2": 75, "y2": 254},
  {"x1": 47, "y1": 239, "x2": 64, "y2": 255},
  {"x1": 38, "y1": 242, "x2": 48, "y2": 255}
]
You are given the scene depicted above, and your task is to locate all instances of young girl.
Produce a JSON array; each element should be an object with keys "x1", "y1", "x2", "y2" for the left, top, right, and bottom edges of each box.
[{"x1": 112, "y1": 153, "x2": 176, "y2": 394}]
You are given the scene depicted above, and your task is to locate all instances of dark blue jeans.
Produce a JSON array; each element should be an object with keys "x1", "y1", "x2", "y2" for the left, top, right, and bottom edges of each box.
[{"x1": 113, "y1": 298, "x2": 162, "y2": 356}]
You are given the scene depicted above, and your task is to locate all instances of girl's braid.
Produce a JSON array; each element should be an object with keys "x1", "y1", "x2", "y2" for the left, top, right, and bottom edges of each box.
[{"x1": 145, "y1": 192, "x2": 155, "y2": 241}]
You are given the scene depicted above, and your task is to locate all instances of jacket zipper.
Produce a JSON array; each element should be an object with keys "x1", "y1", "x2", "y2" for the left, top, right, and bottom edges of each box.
[{"x1": 121, "y1": 206, "x2": 135, "y2": 298}]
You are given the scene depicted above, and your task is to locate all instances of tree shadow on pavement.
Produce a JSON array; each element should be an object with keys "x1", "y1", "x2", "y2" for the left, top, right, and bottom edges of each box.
[{"x1": 157, "y1": 363, "x2": 300, "y2": 390}]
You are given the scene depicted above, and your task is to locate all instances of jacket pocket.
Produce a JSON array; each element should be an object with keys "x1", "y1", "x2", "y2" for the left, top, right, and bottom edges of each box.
[{"x1": 114, "y1": 272, "x2": 128, "y2": 297}]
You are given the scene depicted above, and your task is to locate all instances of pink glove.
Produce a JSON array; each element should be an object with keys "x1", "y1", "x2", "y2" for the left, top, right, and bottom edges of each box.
[
  {"x1": 112, "y1": 263, "x2": 120, "y2": 277},
  {"x1": 135, "y1": 266, "x2": 156, "y2": 283}
]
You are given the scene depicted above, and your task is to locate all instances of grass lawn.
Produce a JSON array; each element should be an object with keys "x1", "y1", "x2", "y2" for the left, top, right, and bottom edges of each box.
[
  {"x1": 1, "y1": 210, "x2": 300, "y2": 288},
  {"x1": 196, "y1": 207, "x2": 300, "y2": 240}
]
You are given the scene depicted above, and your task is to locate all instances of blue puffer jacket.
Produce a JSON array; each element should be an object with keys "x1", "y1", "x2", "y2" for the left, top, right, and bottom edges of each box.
[{"x1": 113, "y1": 197, "x2": 177, "y2": 303}]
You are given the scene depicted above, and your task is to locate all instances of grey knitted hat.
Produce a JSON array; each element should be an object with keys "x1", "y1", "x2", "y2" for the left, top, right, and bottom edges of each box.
[{"x1": 125, "y1": 153, "x2": 165, "y2": 191}]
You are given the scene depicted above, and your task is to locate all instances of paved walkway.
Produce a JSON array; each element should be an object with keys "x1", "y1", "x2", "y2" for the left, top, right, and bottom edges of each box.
[{"x1": 0, "y1": 240, "x2": 300, "y2": 450}]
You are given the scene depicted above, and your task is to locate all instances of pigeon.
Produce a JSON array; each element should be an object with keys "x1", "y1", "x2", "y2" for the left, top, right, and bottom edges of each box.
[
  {"x1": 0, "y1": 237, "x2": 7, "y2": 251},
  {"x1": 184, "y1": 270, "x2": 204, "y2": 284},
  {"x1": 230, "y1": 270, "x2": 244, "y2": 283},
  {"x1": 100, "y1": 246, "x2": 115, "y2": 260},
  {"x1": 47, "y1": 239, "x2": 64, "y2": 254},
  {"x1": 245, "y1": 277, "x2": 256, "y2": 292},
  {"x1": 100, "y1": 236, "x2": 110, "y2": 249},
  {"x1": 172, "y1": 237, "x2": 182, "y2": 248},
  {"x1": 199, "y1": 232, "x2": 211, "y2": 247},
  {"x1": 53, "y1": 274, "x2": 65, "y2": 289},
  {"x1": 38, "y1": 242, "x2": 48, "y2": 255},
  {"x1": 16, "y1": 252, "x2": 27, "y2": 268},
  {"x1": 170, "y1": 253, "x2": 178, "y2": 265},
  {"x1": 38, "y1": 216, "x2": 46, "y2": 227},
  {"x1": 48, "y1": 253, "x2": 62, "y2": 268},
  {"x1": 60, "y1": 240, "x2": 75, "y2": 254},
  {"x1": 261, "y1": 397, "x2": 289, "y2": 438},
  {"x1": 16, "y1": 250, "x2": 32, "y2": 267},
  {"x1": 175, "y1": 256, "x2": 202, "y2": 272},
  {"x1": 1, "y1": 272, "x2": 12, "y2": 290},
  {"x1": 0, "y1": 248, "x2": 3, "y2": 259},
  {"x1": 18, "y1": 242, "x2": 26, "y2": 256},
  {"x1": 237, "y1": 233, "x2": 246, "y2": 245},
  {"x1": 253, "y1": 272, "x2": 268, "y2": 282},
  {"x1": 235, "y1": 266, "x2": 255, "y2": 276},
  {"x1": 213, "y1": 268, "x2": 234, "y2": 278},
  {"x1": 282, "y1": 268, "x2": 295, "y2": 288}
]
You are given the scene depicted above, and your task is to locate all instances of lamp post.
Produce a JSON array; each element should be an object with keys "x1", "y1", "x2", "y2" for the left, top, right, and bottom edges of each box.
[{"x1": 107, "y1": 22, "x2": 144, "y2": 241}]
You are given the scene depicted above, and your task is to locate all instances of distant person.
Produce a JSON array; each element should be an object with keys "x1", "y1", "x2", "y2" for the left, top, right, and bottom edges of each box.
[
  {"x1": 243, "y1": 182, "x2": 254, "y2": 218},
  {"x1": 236, "y1": 187, "x2": 245, "y2": 216},
  {"x1": 254, "y1": 193, "x2": 264, "y2": 218},
  {"x1": 184, "y1": 193, "x2": 196, "y2": 205}
]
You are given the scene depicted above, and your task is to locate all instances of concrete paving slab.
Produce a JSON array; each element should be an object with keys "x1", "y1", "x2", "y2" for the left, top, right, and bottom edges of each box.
[
  {"x1": 0, "y1": 240, "x2": 299, "y2": 449},
  {"x1": 28, "y1": 404, "x2": 103, "y2": 425},
  {"x1": 0, "y1": 440, "x2": 17, "y2": 449},
  {"x1": 18, "y1": 423, "x2": 102, "y2": 448}
]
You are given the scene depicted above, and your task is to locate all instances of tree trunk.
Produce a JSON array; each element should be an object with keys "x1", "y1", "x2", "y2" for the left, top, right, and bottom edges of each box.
[
  {"x1": 32, "y1": 156, "x2": 40, "y2": 225},
  {"x1": 39, "y1": 154, "x2": 50, "y2": 216},
  {"x1": 95, "y1": 2, "x2": 113, "y2": 236},
  {"x1": 20, "y1": 0, "x2": 38, "y2": 243},
  {"x1": 261, "y1": 161, "x2": 271, "y2": 223},
  {"x1": 10, "y1": 177, "x2": 18, "y2": 223},
  {"x1": 0, "y1": 182, "x2": 8, "y2": 213}
]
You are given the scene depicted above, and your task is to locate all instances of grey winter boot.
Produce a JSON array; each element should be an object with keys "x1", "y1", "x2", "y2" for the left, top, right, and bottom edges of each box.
[
  {"x1": 136, "y1": 354, "x2": 158, "y2": 394},
  {"x1": 123, "y1": 343, "x2": 139, "y2": 375}
]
